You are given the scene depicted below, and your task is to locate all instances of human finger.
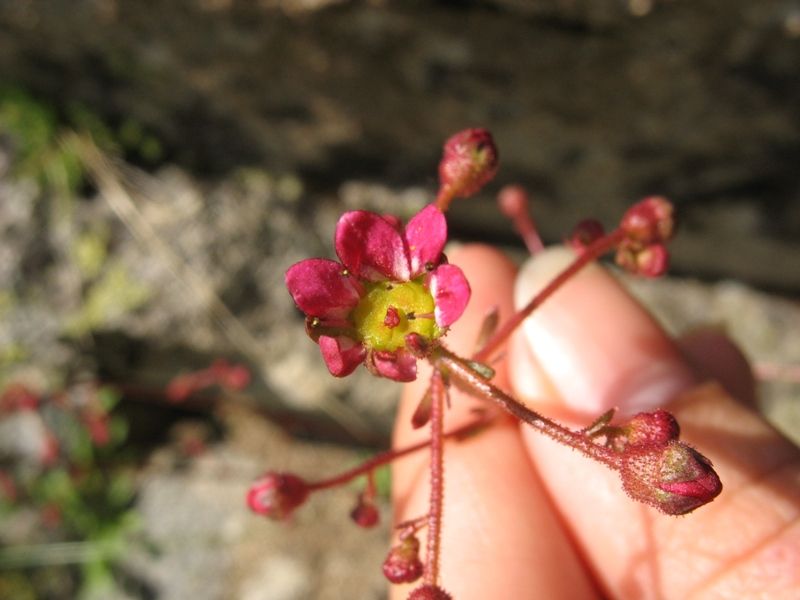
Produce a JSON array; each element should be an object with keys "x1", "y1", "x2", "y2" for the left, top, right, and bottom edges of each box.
[
  {"x1": 391, "y1": 245, "x2": 598, "y2": 599},
  {"x1": 509, "y1": 247, "x2": 800, "y2": 599}
]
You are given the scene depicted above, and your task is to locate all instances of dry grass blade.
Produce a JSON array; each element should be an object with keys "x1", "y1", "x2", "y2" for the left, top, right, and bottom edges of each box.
[{"x1": 70, "y1": 133, "x2": 376, "y2": 442}]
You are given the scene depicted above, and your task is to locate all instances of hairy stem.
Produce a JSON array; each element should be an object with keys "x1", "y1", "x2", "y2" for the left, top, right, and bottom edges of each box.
[
  {"x1": 435, "y1": 348, "x2": 619, "y2": 469},
  {"x1": 474, "y1": 228, "x2": 626, "y2": 363},
  {"x1": 424, "y1": 370, "x2": 447, "y2": 586}
]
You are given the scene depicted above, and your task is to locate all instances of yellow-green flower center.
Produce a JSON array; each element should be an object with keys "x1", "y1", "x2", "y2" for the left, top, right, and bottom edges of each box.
[{"x1": 352, "y1": 278, "x2": 440, "y2": 351}]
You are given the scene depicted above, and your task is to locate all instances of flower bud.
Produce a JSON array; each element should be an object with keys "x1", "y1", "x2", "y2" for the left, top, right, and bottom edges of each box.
[
  {"x1": 620, "y1": 440, "x2": 722, "y2": 515},
  {"x1": 209, "y1": 359, "x2": 251, "y2": 390},
  {"x1": 567, "y1": 219, "x2": 605, "y2": 254},
  {"x1": 166, "y1": 374, "x2": 196, "y2": 403},
  {"x1": 615, "y1": 241, "x2": 670, "y2": 278},
  {"x1": 350, "y1": 494, "x2": 380, "y2": 528},
  {"x1": 634, "y1": 243, "x2": 669, "y2": 278},
  {"x1": 408, "y1": 584, "x2": 454, "y2": 600},
  {"x1": 618, "y1": 409, "x2": 680, "y2": 449},
  {"x1": 620, "y1": 196, "x2": 675, "y2": 245},
  {"x1": 247, "y1": 472, "x2": 309, "y2": 520},
  {"x1": 382, "y1": 534, "x2": 423, "y2": 584},
  {"x1": 497, "y1": 185, "x2": 528, "y2": 219},
  {"x1": 437, "y1": 128, "x2": 498, "y2": 207},
  {"x1": 219, "y1": 364, "x2": 251, "y2": 390}
]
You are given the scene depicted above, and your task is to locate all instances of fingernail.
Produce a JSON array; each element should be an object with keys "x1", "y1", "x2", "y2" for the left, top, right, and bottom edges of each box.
[{"x1": 512, "y1": 247, "x2": 696, "y2": 417}]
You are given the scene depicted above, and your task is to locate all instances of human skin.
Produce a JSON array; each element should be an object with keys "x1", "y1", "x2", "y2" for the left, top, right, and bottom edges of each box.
[{"x1": 392, "y1": 244, "x2": 800, "y2": 599}]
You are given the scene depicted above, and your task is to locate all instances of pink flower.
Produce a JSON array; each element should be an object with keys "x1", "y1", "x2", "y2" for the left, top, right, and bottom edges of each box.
[{"x1": 285, "y1": 205, "x2": 470, "y2": 382}]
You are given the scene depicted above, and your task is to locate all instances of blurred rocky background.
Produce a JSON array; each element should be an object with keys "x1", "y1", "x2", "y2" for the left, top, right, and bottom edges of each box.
[{"x1": 0, "y1": 1, "x2": 798, "y2": 599}]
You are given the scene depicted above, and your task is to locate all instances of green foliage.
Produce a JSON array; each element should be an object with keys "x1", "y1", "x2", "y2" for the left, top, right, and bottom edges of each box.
[
  {"x1": 0, "y1": 385, "x2": 141, "y2": 600},
  {"x1": 0, "y1": 86, "x2": 83, "y2": 197},
  {"x1": 0, "y1": 85, "x2": 164, "y2": 200}
]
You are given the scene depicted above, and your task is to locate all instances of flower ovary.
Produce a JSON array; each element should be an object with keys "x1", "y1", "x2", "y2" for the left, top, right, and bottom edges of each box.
[{"x1": 352, "y1": 279, "x2": 439, "y2": 351}]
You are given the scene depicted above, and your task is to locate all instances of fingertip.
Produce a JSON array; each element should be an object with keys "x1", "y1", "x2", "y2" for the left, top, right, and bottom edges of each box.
[{"x1": 510, "y1": 246, "x2": 696, "y2": 421}]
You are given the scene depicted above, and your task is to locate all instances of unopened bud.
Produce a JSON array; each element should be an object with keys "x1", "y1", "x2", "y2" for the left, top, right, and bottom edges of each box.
[
  {"x1": 408, "y1": 584, "x2": 454, "y2": 600},
  {"x1": 620, "y1": 196, "x2": 675, "y2": 245},
  {"x1": 247, "y1": 472, "x2": 309, "y2": 520},
  {"x1": 620, "y1": 440, "x2": 722, "y2": 515},
  {"x1": 567, "y1": 219, "x2": 605, "y2": 254},
  {"x1": 497, "y1": 185, "x2": 528, "y2": 219},
  {"x1": 166, "y1": 374, "x2": 196, "y2": 403},
  {"x1": 220, "y1": 364, "x2": 251, "y2": 390},
  {"x1": 437, "y1": 128, "x2": 498, "y2": 208},
  {"x1": 635, "y1": 243, "x2": 669, "y2": 277},
  {"x1": 616, "y1": 409, "x2": 680, "y2": 450},
  {"x1": 615, "y1": 241, "x2": 669, "y2": 278},
  {"x1": 382, "y1": 534, "x2": 423, "y2": 584},
  {"x1": 211, "y1": 359, "x2": 251, "y2": 390},
  {"x1": 350, "y1": 494, "x2": 380, "y2": 528}
]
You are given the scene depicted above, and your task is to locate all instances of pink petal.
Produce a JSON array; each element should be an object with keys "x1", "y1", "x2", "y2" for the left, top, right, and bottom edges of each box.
[
  {"x1": 368, "y1": 349, "x2": 417, "y2": 382},
  {"x1": 285, "y1": 259, "x2": 361, "y2": 320},
  {"x1": 335, "y1": 211, "x2": 410, "y2": 282},
  {"x1": 318, "y1": 335, "x2": 366, "y2": 377},
  {"x1": 429, "y1": 264, "x2": 471, "y2": 327},
  {"x1": 404, "y1": 205, "x2": 447, "y2": 277}
]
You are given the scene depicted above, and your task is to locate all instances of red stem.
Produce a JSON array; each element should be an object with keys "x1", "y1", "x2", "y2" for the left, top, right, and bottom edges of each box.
[
  {"x1": 305, "y1": 412, "x2": 488, "y2": 493},
  {"x1": 434, "y1": 187, "x2": 454, "y2": 212},
  {"x1": 424, "y1": 369, "x2": 447, "y2": 586},
  {"x1": 473, "y1": 228, "x2": 626, "y2": 363},
  {"x1": 435, "y1": 349, "x2": 619, "y2": 469},
  {"x1": 515, "y1": 212, "x2": 545, "y2": 256}
]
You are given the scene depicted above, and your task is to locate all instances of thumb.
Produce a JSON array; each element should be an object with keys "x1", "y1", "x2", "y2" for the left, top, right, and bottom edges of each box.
[
  {"x1": 508, "y1": 247, "x2": 800, "y2": 599},
  {"x1": 509, "y1": 247, "x2": 695, "y2": 423}
]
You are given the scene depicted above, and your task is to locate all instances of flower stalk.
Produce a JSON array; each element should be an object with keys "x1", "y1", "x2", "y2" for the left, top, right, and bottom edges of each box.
[
  {"x1": 424, "y1": 369, "x2": 447, "y2": 586},
  {"x1": 473, "y1": 227, "x2": 626, "y2": 363}
]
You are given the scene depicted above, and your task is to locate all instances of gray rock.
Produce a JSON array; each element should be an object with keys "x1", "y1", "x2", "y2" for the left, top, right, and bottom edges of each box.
[{"x1": 1, "y1": 0, "x2": 798, "y2": 288}]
